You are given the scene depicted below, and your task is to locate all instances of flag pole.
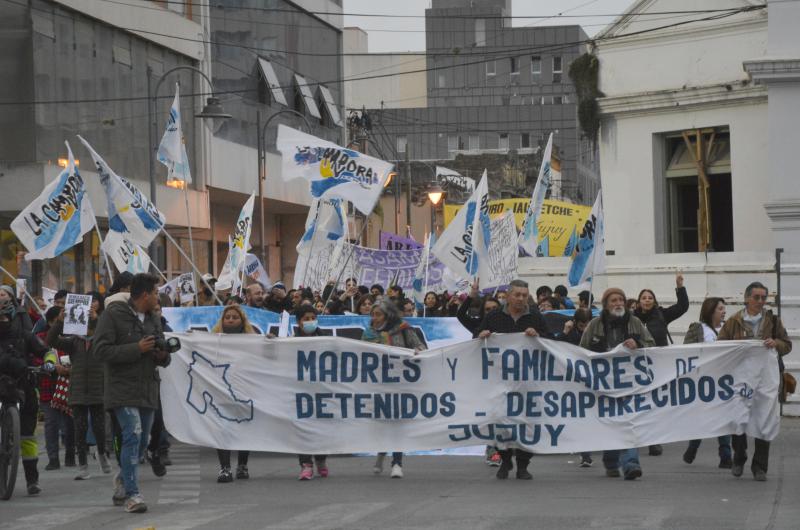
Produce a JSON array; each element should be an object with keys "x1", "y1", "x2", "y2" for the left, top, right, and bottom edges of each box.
[
  {"x1": 91, "y1": 205, "x2": 115, "y2": 286},
  {"x1": 0, "y1": 264, "x2": 44, "y2": 317},
  {"x1": 181, "y1": 184, "x2": 199, "y2": 307},
  {"x1": 422, "y1": 233, "x2": 431, "y2": 317}
]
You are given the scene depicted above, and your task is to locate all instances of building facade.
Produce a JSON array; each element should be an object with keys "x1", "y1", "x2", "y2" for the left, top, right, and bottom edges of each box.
[
  {"x1": 359, "y1": 0, "x2": 600, "y2": 210},
  {"x1": 0, "y1": 0, "x2": 346, "y2": 291}
]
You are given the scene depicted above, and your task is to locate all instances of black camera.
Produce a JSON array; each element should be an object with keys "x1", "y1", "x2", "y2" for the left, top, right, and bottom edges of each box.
[{"x1": 155, "y1": 336, "x2": 182, "y2": 354}]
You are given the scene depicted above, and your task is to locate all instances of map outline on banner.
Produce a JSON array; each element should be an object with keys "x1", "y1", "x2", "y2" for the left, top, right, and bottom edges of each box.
[{"x1": 186, "y1": 351, "x2": 255, "y2": 423}]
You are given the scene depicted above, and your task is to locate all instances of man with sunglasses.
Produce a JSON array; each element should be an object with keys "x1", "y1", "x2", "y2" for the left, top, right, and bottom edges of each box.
[{"x1": 718, "y1": 281, "x2": 792, "y2": 481}]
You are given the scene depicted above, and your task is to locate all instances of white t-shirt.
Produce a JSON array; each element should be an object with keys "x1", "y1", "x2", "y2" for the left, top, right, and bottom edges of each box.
[{"x1": 701, "y1": 323, "x2": 719, "y2": 343}]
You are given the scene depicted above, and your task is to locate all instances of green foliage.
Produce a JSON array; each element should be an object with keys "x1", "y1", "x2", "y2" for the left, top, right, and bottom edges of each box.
[{"x1": 568, "y1": 53, "x2": 604, "y2": 143}]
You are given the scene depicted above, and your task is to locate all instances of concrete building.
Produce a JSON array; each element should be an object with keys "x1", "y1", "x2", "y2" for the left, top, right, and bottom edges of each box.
[
  {"x1": 0, "y1": 0, "x2": 345, "y2": 291},
  {"x1": 516, "y1": 0, "x2": 799, "y2": 413},
  {"x1": 361, "y1": 0, "x2": 600, "y2": 211}
]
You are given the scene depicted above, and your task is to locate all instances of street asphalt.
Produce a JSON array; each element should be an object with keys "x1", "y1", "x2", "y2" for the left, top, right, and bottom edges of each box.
[{"x1": 1, "y1": 418, "x2": 798, "y2": 530}]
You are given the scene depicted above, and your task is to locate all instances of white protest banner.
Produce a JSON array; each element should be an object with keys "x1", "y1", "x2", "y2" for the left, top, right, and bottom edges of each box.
[
  {"x1": 64, "y1": 293, "x2": 92, "y2": 336},
  {"x1": 478, "y1": 211, "x2": 519, "y2": 289},
  {"x1": 567, "y1": 192, "x2": 605, "y2": 290},
  {"x1": 177, "y1": 272, "x2": 196, "y2": 304},
  {"x1": 159, "y1": 277, "x2": 180, "y2": 303},
  {"x1": 79, "y1": 136, "x2": 165, "y2": 247},
  {"x1": 160, "y1": 333, "x2": 780, "y2": 454},
  {"x1": 11, "y1": 142, "x2": 96, "y2": 261},
  {"x1": 276, "y1": 125, "x2": 392, "y2": 215},
  {"x1": 102, "y1": 230, "x2": 151, "y2": 274},
  {"x1": 157, "y1": 84, "x2": 192, "y2": 183},
  {"x1": 518, "y1": 132, "x2": 553, "y2": 257},
  {"x1": 432, "y1": 171, "x2": 490, "y2": 279}
]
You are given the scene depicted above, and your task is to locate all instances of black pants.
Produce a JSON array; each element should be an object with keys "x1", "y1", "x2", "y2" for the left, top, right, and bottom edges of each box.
[
  {"x1": 217, "y1": 449, "x2": 249, "y2": 468},
  {"x1": 72, "y1": 404, "x2": 106, "y2": 466},
  {"x1": 498, "y1": 448, "x2": 532, "y2": 467},
  {"x1": 298, "y1": 454, "x2": 327, "y2": 466},
  {"x1": 147, "y1": 401, "x2": 169, "y2": 454},
  {"x1": 732, "y1": 434, "x2": 770, "y2": 473}
]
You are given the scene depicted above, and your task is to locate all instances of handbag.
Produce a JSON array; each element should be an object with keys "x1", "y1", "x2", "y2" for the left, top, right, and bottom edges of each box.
[
  {"x1": 781, "y1": 372, "x2": 797, "y2": 404},
  {"x1": 50, "y1": 374, "x2": 72, "y2": 416}
]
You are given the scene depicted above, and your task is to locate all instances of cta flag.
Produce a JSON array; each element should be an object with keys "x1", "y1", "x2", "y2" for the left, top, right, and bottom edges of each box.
[
  {"x1": 276, "y1": 125, "x2": 392, "y2": 215},
  {"x1": 518, "y1": 132, "x2": 553, "y2": 257},
  {"x1": 432, "y1": 171, "x2": 490, "y2": 279},
  {"x1": 297, "y1": 198, "x2": 345, "y2": 256},
  {"x1": 11, "y1": 142, "x2": 95, "y2": 260},
  {"x1": 568, "y1": 192, "x2": 605, "y2": 289},
  {"x1": 230, "y1": 193, "x2": 255, "y2": 283},
  {"x1": 78, "y1": 136, "x2": 165, "y2": 247},
  {"x1": 102, "y1": 230, "x2": 152, "y2": 274},
  {"x1": 157, "y1": 84, "x2": 192, "y2": 183}
]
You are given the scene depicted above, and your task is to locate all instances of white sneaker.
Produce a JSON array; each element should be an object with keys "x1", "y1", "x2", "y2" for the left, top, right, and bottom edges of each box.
[
  {"x1": 373, "y1": 454, "x2": 385, "y2": 474},
  {"x1": 125, "y1": 494, "x2": 147, "y2": 513},
  {"x1": 98, "y1": 453, "x2": 111, "y2": 474},
  {"x1": 112, "y1": 472, "x2": 126, "y2": 506},
  {"x1": 390, "y1": 463, "x2": 403, "y2": 479},
  {"x1": 75, "y1": 464, "x2": 90, "y2": 480}
]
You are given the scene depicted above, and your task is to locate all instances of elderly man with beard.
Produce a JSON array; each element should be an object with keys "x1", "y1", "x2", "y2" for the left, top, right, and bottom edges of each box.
[{"x1": 580, "y1": 287, "x2": 655, "y2": 480}]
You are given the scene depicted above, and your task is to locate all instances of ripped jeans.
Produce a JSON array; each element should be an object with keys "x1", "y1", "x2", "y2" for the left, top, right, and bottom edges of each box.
[{"x1": 113, "y1": 407, "x2": 155, "y2": 497}]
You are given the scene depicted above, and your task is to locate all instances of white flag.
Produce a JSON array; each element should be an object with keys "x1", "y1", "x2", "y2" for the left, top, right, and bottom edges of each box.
[
  {"x1": 78, "y1": 135, "x2": 165, "y2": 247},
  {"x1": 478, "y1": 211, "x2": 519, "y2": 289},
  {"x1": 157, "y1": 84, "x2": 192, "y2": 183},
  {"x1": 101, "y1": 230, "x2": 152, "y2": 274},
  {"x1": 158, "y1": 277, "x2": 180, "y2": 303},
  {"x1": 518, "y1": 132, "x2": 553, "y2": 257},
  {"x1": 11, "y1": 142, "x2": 96, "y2": 261},
  {"x1": 230, "y1": 193, "x2": 255, "y2": 283},
  {"x1": 297, "y1": 198, "x2": 345, "y2": 256},
  {"x1": 567, "y1": 192, "x2": 605, "y2": 289},
  {"x1": 276, "y1": 125, "x2": 392, "y2": 215},
  {"x1": 411, "y1": 233, "x2": 433, "y2": 314},
  {"x1": 431, "y1": 171, "x2": 490, "y2": 279},
  {"x1": 436, "y1": 166, "x2": 475, "y2": 194}
]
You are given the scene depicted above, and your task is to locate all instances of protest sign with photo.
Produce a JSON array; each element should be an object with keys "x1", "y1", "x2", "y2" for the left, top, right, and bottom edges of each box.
[{"x1": 64, "y1": 293, "x2": 92, "y2": 336}]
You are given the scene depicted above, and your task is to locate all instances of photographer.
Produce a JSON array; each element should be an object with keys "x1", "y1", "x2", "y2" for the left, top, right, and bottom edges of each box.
[{"x1": 92, "y1": 273, "x2": 171, "y2": 514}]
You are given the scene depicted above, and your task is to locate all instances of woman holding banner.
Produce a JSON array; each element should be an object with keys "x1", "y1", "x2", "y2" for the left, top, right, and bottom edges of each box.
[
  {"x1": 361, "y1": 299, "x2": 424, "y2": 479},
  {"x1": 211, "y1": 305, "x2": 255, "y2": 483},
  {"x1": 681, "y1": 297, "x2": 732, "y2": 469}
]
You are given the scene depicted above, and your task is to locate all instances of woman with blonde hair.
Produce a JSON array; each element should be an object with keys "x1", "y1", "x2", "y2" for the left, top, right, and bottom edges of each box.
[{"x1": 211, "y1": 305, "x2": 255, "y2": 482}]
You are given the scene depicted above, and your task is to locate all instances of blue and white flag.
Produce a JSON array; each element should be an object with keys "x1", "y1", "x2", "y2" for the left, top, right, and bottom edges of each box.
[
  {"x1": 567, "y1": 192, "x2": 605, "y2": 289},
  {"x1": 432, "y1": 171, "x2": 490, "y2": 279},
  {"x1": 518, "y1": 132, "x2": 553, "y2": 257},
  {"x1": 101, "y1": 229, "x2": 152, "y2": 274},
  {"x1": 11, "y1": 142, "x2": 96, "y2": 260},
  {"x1": 297, "y1": 198, "x2": 345, "y2": 256},
  {"x1": 562, "y1": 225, "x2": 578, "y2": 258},
  {"x1": 230, "y1": 193, "x2": 255, "y2": 284},
  {"x1": 276, "y1": 125, "x2": 392, "y2": 215},
  {"x1": 78, "y1": 135, "x2": 165, "y2": 247},
  {"x1": 411, "y1": 233, "x2": 435, "y2": 315},
  {"x1": 157, "y1": 84, "x2": 192, "y2": 184}
]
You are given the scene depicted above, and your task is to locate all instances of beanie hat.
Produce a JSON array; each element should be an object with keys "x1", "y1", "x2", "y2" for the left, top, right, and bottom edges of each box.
[
  {"x1": 601, "y1": 287, "x2": 626, "y2": 308},
  {"x1": 0, "y1": 285, "x2": 15, "y2": 300}
]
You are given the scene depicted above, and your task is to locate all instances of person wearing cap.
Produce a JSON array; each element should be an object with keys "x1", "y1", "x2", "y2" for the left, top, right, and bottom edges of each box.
[
  {"x1": 265, "y1": 281, "x2": 291, "y2": 313},
  {"x1": 580, "y1": 287, "x2": 654, "y2": 480}
]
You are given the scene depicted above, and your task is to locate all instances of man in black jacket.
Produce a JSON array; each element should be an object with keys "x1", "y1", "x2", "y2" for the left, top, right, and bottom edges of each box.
[
  {"x1": 477, "y1": 279, "x2": 551, "y2": 480},
  {"x1": 92, "y1": 273, "x2": 171, "y2": 514}
]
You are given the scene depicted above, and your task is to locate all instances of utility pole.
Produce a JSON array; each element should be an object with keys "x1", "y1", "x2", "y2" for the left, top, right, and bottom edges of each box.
[{"x1": 405, "y1": 147, "x2": 411, "y2": 236}]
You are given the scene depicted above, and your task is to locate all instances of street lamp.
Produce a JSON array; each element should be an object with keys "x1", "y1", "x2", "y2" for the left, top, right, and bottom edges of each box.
[
  {"x1": 427, "y1": 182, "x2": 445, "y2": 235},
  {"x1": 256, "y1": 109, "x2": 312, "y2": 268},
  {"x1": 147, "y1": 65, "x2": 231, "y2": 268}
]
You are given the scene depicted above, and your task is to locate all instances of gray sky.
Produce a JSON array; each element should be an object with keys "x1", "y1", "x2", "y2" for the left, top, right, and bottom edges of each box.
[{"x1": 343, "y1": 0, "x2": 637, "y2": 53}]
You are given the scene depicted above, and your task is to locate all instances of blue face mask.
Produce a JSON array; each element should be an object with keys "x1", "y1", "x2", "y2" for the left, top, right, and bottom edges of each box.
[{"x1": 301, "y1": 320, "x2": 318, "y2": 334}]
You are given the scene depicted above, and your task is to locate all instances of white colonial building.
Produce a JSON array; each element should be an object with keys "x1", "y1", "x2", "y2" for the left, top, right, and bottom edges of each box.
[{"x1": 518, "y1": 0, "x2": 799, "y2": 413}]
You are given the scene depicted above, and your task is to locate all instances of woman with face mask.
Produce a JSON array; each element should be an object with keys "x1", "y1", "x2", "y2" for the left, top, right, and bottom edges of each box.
[
  {"x1": 210, "y1": 305, "x2": 255, "y2": 483},
  {"x1": 291, "y1": 305, "x2": 331, "y2": 481},
  {"x1": 361, "y1": 299, "x2": 424, "y2": 479}
]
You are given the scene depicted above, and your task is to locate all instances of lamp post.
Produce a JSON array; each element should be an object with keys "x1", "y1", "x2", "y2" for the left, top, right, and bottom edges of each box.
[
  {"x1": 256, "y1": 109, "x2": 312, "y2": 268},
  {"x1": 147, "y1": 65, "x2": 231, "y2": 269},
  {"x1": 427, "y1": 182, "x2": 445, "y2": 235}
]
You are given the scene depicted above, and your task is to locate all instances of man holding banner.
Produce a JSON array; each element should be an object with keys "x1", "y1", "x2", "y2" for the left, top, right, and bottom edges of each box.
[
  {"x1": 477, "y1": 279, "x2": 550, "y2": 480},
  {"x1": 580, "y1": 287, "x2": 654, "y2": 480}
]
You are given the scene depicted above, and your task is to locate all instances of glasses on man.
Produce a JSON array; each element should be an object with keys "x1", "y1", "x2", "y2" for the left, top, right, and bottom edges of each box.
[{"x1": 749, "y1": 294, "x2": 768, "y2": 301}]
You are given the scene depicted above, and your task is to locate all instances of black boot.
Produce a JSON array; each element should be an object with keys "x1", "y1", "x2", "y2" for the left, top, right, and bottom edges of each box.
[
  {"x1": 496, "y1": 451, "x2": 513, "y2": 479},
  {"x1": 23, "y1": 459, "x2": 41, "y2": 496},
  {"x1": 515, "y1": 459, "x2": 532, "y2": 480},
  {"x1": 64, "y1": 450, "x2": 76, "y2": 468},
  {"x1": 149, "y1": 450, "x2": 167, "y2": 477}
]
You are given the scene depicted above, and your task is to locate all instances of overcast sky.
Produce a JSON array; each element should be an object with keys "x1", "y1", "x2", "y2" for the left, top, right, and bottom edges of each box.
[{"x1": 343, "y1": 0, "x2": 637, "y2": 53}]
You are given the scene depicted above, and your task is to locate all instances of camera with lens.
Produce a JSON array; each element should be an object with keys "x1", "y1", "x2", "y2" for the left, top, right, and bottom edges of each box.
[{"x1": 155, "y1": 336, "x2": 181, "y2": 354}]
